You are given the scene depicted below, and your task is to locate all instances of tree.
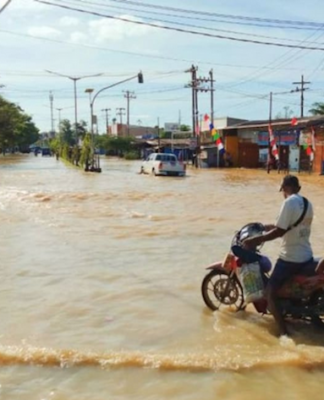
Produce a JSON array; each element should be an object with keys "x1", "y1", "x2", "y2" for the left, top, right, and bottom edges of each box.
[
  {"x1": 59, "y1": 119, "x2": 74, "y2": 146},
  {"x1": 0, "y1": 95, "x2": 39, "y2": 153},
  {"x1": 74, "y1": 120, "x2": 88, "y2": 140},
  {"x1": 101, "y1": 136, "x2": 135, "y2": 156},
  {"x1": 180, "y1": 124, "x2": 191, "y2": 132},
  {"x1": 309, "y1": 102, "x2": 324, "y2": 116},
  {"x1": 15, "y1": 114, "x2": 39, "y2": 151}
]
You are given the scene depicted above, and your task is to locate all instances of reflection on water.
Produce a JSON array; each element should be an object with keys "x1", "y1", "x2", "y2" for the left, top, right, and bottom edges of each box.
[{"x1": 1, "y1": 154, "x2": 324, "y2": 399}]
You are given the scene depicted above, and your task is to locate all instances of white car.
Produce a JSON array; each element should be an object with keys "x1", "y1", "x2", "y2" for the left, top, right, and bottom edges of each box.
[{"x1": 141, "y1": 153, "x2": 186, "y2": 177}]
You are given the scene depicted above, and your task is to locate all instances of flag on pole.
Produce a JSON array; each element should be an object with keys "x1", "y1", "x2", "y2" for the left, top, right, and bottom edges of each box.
[
  {"x1": 196, "y1": 123, "x2": 200, "y2": 136},
  {"x1": 309, "y1": 127, "x2": 316, "y2": 162},
  {"x1": 210, "y1": 124, "x2": 225, "y2": 153},
  {"x1": 201, "y1": 114, "x2": 210, "y2": 131},
  {"x1": 268, "y1": 124, "x2": 279, "y2": 160}
]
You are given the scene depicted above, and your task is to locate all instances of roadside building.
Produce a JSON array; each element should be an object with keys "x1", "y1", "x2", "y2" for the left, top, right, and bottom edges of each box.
[
  {"x1": 199, "y1": 116, "x2": 247, "y2": 168},
  {"x1": 222, "y1": 116, "x2": 324, "y2": 174},
  {"x1": 110, "y1": 123, "x2": 159, "y2": 138}
]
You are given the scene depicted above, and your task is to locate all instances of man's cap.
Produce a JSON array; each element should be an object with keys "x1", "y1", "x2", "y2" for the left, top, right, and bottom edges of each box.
[{"x1": 279, "y1": 174, "x2": 301, "y2": 191}]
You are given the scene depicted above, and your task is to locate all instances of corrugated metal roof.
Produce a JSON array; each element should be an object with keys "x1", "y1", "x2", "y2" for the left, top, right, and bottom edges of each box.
[{"x1": 223, "y1": 116, "x2": 324, "y2": 130}]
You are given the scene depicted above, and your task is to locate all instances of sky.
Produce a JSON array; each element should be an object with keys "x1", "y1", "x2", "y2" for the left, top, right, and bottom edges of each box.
[{"x1": 1, "y1": 0, "x2": 324, "y2": 133}]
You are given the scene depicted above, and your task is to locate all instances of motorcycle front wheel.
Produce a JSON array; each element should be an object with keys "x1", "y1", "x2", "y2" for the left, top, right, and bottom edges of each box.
[{"x1": 201, "y1": 269, "x2": 245, "y2": 311}]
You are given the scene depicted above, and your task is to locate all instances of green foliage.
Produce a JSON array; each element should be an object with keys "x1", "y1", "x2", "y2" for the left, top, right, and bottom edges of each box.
[
  {"x1": 160, "y1": 130, "x2": 171, "y2": 139},
  {"x1": 101, "y1": 136, "x2": 135, "y2": 156},
  {"x1": 95, "y1": 134, "x2": 109, "y2": 150},
  {"x1": 0, "y1": 95, "x2": 39, "y2": 153},
  {"x1": 124, "y1": 150, "x2": 140, "y2": 160},
  {"x1": 80, "y1": 134, "x2": 92, "y2": 168},
  {"x1": 74, "y1": 120, "x2": 88, "y2": 141},
  {"x1": 59, "y1": 119, "x2": 75, "y2": 146},
  {"x1": 309, "y1": 102, "x2": 324, "y2": 116},
  {"x1": 49, "y1": 137, "x2": 61, "y2": 153},
  {"x1": 180, "y1": 124, "x2": 191, "y2": 132}
]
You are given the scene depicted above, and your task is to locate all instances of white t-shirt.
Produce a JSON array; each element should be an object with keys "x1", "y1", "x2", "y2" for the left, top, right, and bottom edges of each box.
[{"x1": 276, "y1": 194, "x2": 313, "y2": 263}]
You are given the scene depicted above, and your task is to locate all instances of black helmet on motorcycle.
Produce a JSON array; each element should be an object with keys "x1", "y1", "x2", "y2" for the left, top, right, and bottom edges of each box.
[{"x1": 232, "y1": 222, "x2": 265, "y2": 249}]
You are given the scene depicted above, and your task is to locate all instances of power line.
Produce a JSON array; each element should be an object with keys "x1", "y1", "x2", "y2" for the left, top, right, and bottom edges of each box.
[
  {"x1": 58, "y1": 0, "x2": 324, "y2": 39},
  {"x1": 0, "y1": 0, "x2": 12, "y2": 14},
  {"x1": 219, "y1": 26, "x2": 324, "y2": 90},
  {"x1": 77, "y1": 0, "x2": 324, "y2": 29},
  {"x1": 34, "y1": 1, "x2": 324, "y2": 51},
  {"x1": 2, "y1": 29, "x2": 301, "y2": 71}
]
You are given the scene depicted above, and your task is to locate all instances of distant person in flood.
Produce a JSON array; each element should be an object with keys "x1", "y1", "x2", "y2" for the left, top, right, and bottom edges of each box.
[{"x1": 225, "y1": 151, "x2": 233, "y2": 167}]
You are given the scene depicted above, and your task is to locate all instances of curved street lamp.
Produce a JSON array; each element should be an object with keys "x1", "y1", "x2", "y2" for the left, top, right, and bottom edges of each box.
[{"x1": 88, "y1": 72, "x2": 144, "y2": 172}]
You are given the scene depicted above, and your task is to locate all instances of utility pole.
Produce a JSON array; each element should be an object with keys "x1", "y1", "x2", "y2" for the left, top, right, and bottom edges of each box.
[
  {"x1": 269, "y1": 91, "x2": 273, "y2": 122},
  {"x1": 157, "y1": 117, "x2": 161, "y2": 152},
  {"x1": 123, "y1": 91, "x2": 136, "y2": 136},
  {"x1": 101, "y1": 108, "x2": 111, "y2": 134},
  {"x1": 292, "y1": 75, "x2": 310, "y2": 118},
  {"x1": 186, "y1": 65, "x2": 198, "y2": 167},
  {"x1": 49, "y1": 91, "x2": 54, "y2": 135},
  {"x1": 195, "y1": 69, "x2": 215, "y2": 166},
  {"x1": 116, "y1": 107, "x2": 126, "y2": 136},
  {"x1": 210, "y1": 69, "x2": 215, "y2": 130}
]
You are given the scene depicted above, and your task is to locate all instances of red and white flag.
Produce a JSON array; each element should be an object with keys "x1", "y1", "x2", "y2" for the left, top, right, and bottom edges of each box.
[
  {"x1": 268, "y1": 124, "x2": 279, "y2": 160},
  {"x1": 310, "y1": 127, "x2": 316, "y2": 162},
  {"x1": 201, "y1": 114, "x2": 210, "y2": 132}
]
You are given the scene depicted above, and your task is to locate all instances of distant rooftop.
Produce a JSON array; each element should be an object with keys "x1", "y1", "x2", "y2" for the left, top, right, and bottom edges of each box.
[{"x1": 223, "y1": 115, "x2": 324, "y2": 130}]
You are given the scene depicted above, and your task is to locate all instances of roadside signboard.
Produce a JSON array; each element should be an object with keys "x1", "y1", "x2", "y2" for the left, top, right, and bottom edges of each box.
[{"x1": 165, "y1": 123, "x2": 180, "y2": 132}]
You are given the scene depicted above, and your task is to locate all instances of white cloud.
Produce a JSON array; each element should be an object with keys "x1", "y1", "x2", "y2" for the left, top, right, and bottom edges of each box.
[
  {"x1": 59, "y1": 16, "x2": 79, "y2": 27},
  {"x1": 8, "y1": 0, "x2": 46, "y2": 11},
  {"x1": 27, "y1": 26, "x2": 62, "y2": 39},
  {"x1": 70, "y1": 31, "x2": 87, "y2": 44},
  {"x1": 88, "y1": 16, "x2": 153, "y2": 43}
]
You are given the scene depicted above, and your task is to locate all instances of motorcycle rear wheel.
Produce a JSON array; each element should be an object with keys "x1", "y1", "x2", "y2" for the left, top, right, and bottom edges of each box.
[{"x1": 201, "y1": 269, "x2": 244, "y2": 311}]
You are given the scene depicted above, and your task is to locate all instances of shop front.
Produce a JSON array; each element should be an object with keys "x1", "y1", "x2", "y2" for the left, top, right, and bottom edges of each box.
[{"x1": 257, "y1": 130, "x2": 297, "y2": 170}]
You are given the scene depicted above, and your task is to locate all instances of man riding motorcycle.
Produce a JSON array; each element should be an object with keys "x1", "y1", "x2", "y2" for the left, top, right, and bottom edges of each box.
[{"x1": 243, "y1": 175, "x2": 315, "y2": 337}]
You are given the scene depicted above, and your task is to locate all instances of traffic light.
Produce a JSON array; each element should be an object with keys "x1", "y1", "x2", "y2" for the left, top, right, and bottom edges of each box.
[{"x1": 138, "y1": 72, "x2": 144, "y2": 84}]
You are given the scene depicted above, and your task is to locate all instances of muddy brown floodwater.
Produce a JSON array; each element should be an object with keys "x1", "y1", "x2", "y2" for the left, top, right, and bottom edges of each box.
[{"x1": 1, "y1": 154, "x2": 324, "y2": 400}]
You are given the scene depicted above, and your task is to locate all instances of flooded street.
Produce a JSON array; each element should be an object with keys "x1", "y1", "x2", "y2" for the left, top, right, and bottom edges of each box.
[{"x1": 1, "y1": 154, "x2": 324, "y2": 399}]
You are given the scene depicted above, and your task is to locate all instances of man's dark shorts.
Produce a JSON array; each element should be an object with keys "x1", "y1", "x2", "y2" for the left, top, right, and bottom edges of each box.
[{"x1": 269, "y1": 258, "x2": 316, "y2": 290}]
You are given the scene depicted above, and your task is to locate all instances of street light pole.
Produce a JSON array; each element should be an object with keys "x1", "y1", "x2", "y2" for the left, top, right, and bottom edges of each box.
[
  {"x1": 45, "y1": 70, "x2": 103, "y2": 144},
  {"x1": 73, "y1": 78, "x2": 78, "y2": 141},
  {"x1": 85, "y1": 88, "x2": 94, "y2": 128},
  {"x1": 49, "y1": 91, "x2": 54, "y2": 135}
]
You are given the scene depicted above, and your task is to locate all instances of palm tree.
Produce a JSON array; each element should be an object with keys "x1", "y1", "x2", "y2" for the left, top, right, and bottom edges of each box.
[{"x1": 309, "y1": 102, "x2": 324, "y2": 116}]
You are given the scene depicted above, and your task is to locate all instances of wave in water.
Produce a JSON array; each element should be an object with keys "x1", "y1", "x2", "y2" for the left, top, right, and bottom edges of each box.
[{"x1": 1, "y1": 344, "x2": 324, "y2": 372}]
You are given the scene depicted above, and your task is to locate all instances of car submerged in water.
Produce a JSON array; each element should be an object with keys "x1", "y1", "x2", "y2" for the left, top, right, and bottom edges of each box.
[{"x1": 140, "y1": 153, "x2": 186, "y2": 177}]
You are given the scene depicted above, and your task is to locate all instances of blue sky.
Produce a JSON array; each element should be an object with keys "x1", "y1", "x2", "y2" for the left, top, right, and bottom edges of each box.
[{"x1": 1, "y1": 0, "x2": 324, "y2": 132}]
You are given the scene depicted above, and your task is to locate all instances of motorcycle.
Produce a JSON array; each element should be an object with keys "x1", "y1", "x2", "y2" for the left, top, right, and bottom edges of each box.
[{"x1": 201, "y1": 222, "x2": 324, "y2": 326}]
